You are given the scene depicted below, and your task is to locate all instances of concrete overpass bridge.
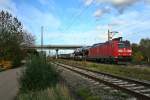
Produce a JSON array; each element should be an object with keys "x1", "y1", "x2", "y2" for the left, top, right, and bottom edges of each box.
[
  {"x1": 29, "y1": 45, "x2": 84, "y2": 58},
  {"x1": 31, "y1": 45, "x2": 83, "y2": 49}
]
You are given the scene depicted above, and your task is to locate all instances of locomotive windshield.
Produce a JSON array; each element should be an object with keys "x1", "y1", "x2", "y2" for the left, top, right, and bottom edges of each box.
[{"x1": 118, "y1": 41, "x2": 130, "y2": 48}]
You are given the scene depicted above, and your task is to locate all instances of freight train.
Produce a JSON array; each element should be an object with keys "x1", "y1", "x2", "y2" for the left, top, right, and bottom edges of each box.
[{"x1": 60, "y1": 37, "x2": 132, "y2": 63}]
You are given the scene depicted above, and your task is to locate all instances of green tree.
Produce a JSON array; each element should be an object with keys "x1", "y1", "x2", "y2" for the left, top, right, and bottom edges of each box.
[
  {"x1": 132, "y1": 51, "x2": 144, "y2": 62},
  {"x1": 0, "y1": 10, "x2": 34, "y2": 67},
  {"x1": 132, "y1": 43, "x2": 143, "y2": 63},
  {"x1": 132, "y1": 43, "x2": 139, "y2": 53},
  {"x1": 140, "y1": 38, "x2": 150, "y2": 63}
]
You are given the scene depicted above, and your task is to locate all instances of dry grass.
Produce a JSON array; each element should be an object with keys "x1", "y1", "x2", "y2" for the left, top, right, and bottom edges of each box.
[{"x1": 17, "y1": 84, "x2": 74, "y2": 100}]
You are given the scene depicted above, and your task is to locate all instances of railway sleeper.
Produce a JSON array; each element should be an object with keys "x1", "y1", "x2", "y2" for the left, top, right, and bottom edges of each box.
[
  {"x1": 107, "y1": 78, "x2": 118, "y2": 81},
  {"x1": 93, "y1": 82, "x2": 100, "y2": 85},
  {"x1": 145, "y1": 93, "x2": 150, "y2": 97},
  {"x1": 111, "y1": 80, "x2": 123, "y2": 83},
  {"x1": 119, "y1": 84, "x2": 137, "y2": 87},
  {"x1": 140, "y1": 89, "x2": 150, "y2": 93},
  {"x1": 110, "y1": 89, "x2": 119, "y2": 93},
  {"x1": 103, "y1": 86, "x2": 112, "y2": 90},
  {"x1": 130, "y1": 86, "x2": 145, "y2": 90},
  {"x1": 103, "y1": 76, "x2": 112, "y2": 80},
  {"x1": 113, "y1": 82, "x2": 129, "y2": 85}
]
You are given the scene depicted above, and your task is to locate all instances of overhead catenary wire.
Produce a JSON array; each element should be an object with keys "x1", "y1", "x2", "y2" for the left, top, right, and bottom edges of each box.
[
  {"x1": 61, "y1": 0, "x2": 95, "y2": 34},
  {"x1": 58, "y1": 1, "x2": 84, "y2": 33}
]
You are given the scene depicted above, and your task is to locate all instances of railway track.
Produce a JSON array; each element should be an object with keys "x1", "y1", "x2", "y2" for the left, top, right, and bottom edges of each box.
[{"x1": 53, "y1": 62, "x2": 150, "y2": 100}]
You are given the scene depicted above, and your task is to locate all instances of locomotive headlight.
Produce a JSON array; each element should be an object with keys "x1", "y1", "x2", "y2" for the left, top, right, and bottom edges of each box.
[
  {"x1": 127, "y1": 50, "x2": 132, "y2": 52},
  {"x1": 118, "y1": 50, "x2": 123, "y2": 52}
]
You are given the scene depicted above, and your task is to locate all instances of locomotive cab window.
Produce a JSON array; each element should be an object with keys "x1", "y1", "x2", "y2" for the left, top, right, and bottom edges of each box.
[
  {"x1": 118, "y1": 43, "x2": 125, "y2": 48},
  {"x1": 124, "y1": 41, "x2": 131, "y2": 48},
  {"x1": 118, "y1": 42, "x2": 130, "y2": 48}
]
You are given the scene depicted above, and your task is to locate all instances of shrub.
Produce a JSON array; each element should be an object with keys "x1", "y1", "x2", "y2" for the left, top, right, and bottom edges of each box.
[
  {"x1": 12, "y1": 55, "x2": 22, "y2": 67},
  {"x1": 19, "y1": 55, "x2": 59, "y2": 92}
]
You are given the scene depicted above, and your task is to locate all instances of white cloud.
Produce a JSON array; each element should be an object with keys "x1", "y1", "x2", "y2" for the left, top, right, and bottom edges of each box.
[
  {"x1": 96, "y1": 0, "x2": 138, "y2": 6},
  {"x1": 95, "y1": 0, "x2": 139, "y2": 13},
  {"x1": 86, "y1": 0, "x2": 150, "y2": 14},
  {"x1": 0, "y1": 0, "x2": 10, "y2": 4},
  {"x1": 93, "y1": 8, "x2": 110, "y2": 18},
  {"x1": 106, "y1": 9, "x2": 150, "y2": 43},
  {"x1": 93, "y1": 9, "x2": 104, "y2": 18},
  {"x1": 18, "y1": 5, "x2": 61, "y2": 45},
  {"x1": 84, "y1": 0, "x2": 94, "y2": 6},
  {"x1": 0, "y1": 0, "x2": 61, "y2": 45},
  {"x1": 144, "y1": 0, "x2": 150, "y2": 3},
  {"x1": 42, "y1": 27, "x2": 108, "y2": 45},
  {"x1": 0, "y1": 0, "x2": 17, "y2": 14},
  {"x1": 0, "y1": 0, "x2": 60, "y2": 31},
  {"x1": 110, "y1": 0, "x2": 137, "y2": 6}
]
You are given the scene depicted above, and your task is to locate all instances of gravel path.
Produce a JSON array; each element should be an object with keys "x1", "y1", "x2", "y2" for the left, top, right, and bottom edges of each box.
[{"x1": 0, "y1": 67, "x2": 22, "y2": 100}]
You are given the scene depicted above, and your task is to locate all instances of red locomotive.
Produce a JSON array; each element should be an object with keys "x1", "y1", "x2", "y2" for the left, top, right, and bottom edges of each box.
[{"x1": 74, "y1": 37, "x2": 132, "y2": 63}]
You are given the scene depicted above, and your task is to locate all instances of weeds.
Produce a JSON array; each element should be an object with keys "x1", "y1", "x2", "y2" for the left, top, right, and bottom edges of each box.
[
  {"x1": 77, "y1": 88, "x2": 101, "y2": 100},
  {"x1": 19, "y1": 55, "x2": 59, "y2": 92},
  {"x1": 91, "y1": 63, "x2": 98, "y2": 68},
  {"x1": 17, "y1": 84, "x2": 74, "y2": 100}
]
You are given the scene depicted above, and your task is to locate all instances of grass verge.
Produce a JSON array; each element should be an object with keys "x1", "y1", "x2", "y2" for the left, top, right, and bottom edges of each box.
[
  {"x1": 17, "y1": 84, "x2": 73, "y2": 100},
  {"x1": 58, "y1": 59, "x2": 150, "y2": 82},
  {"x1": 77, "y1": 88, "x2": 101, "y2": 100}
]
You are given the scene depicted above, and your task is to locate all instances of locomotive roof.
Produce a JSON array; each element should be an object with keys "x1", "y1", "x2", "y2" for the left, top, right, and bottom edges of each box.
[
  {"x1": 112, "y1": 37, "x2": 122, "y2": 41},
  {"x1": 92, "y1": 43, "x2": 104, "y2": 47},
  {"x1": 91, "y1": 37, "x2": 124, "y2": 47}
]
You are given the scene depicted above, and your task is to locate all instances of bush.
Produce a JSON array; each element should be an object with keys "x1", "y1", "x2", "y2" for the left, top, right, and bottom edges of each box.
[
  {"x1": 19, "y1": 56, "x2": 59, "y2": 92},
  {"x1": 132, "y1": 51, "x2": 144, "y2": 64},
  {"x1": 12, "y1": 55, "x2": 22, "y2": 67}
]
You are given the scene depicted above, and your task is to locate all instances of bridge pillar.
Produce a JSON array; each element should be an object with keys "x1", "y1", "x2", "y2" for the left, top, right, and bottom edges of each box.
[{"x1": 55, "y1": 49, "x2": 59, "y2": 59}]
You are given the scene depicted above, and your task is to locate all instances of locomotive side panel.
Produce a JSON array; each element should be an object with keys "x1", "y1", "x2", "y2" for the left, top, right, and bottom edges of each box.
[{"x1": 75, "y1": 37, "x2": 132, "y2": 63}]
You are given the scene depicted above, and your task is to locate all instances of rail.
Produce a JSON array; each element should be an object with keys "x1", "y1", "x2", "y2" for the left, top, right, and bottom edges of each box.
[{"x1": 53, "y1": 62, "x2": 150, "y2": 100}]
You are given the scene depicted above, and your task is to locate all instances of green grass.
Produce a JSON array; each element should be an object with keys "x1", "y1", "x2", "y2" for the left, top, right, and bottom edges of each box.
[
  {"x1": 17, "y1": 84, "x2": 74, "y2": 100},
  {"x1": 58, "y1": 59, "x2": 150, "y2": 81},
  {"x1": 77, "y1": 88, "x2": 101, "y2": 100}
]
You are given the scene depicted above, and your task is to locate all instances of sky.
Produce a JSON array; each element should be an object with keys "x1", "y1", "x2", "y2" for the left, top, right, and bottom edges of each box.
[{"x1": 0, "y1": 0, "x2": 150, "y2": 47}]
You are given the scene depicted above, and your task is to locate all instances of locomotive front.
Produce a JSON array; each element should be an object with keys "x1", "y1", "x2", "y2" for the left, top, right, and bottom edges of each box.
[{"x1": 114, "y1": 37, "x2": 132, "y2": 62}]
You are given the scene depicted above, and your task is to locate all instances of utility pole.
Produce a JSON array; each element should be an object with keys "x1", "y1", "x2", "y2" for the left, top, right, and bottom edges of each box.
[
  {"x1": 41, "y1": 26, "x2": 43, "y2": 53},
  {"x1": 49, "y1": 50, "x2": 51, "y2": 56},
  {"x1": 108, "y1": 24, "x2": 119, "y2": 41},
  {"x1": 108, "y1": 29, "x2": 110, "y2": 41},
  {"x1": 108, "y1": 24, "x2": 112, "y2": 41}
]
